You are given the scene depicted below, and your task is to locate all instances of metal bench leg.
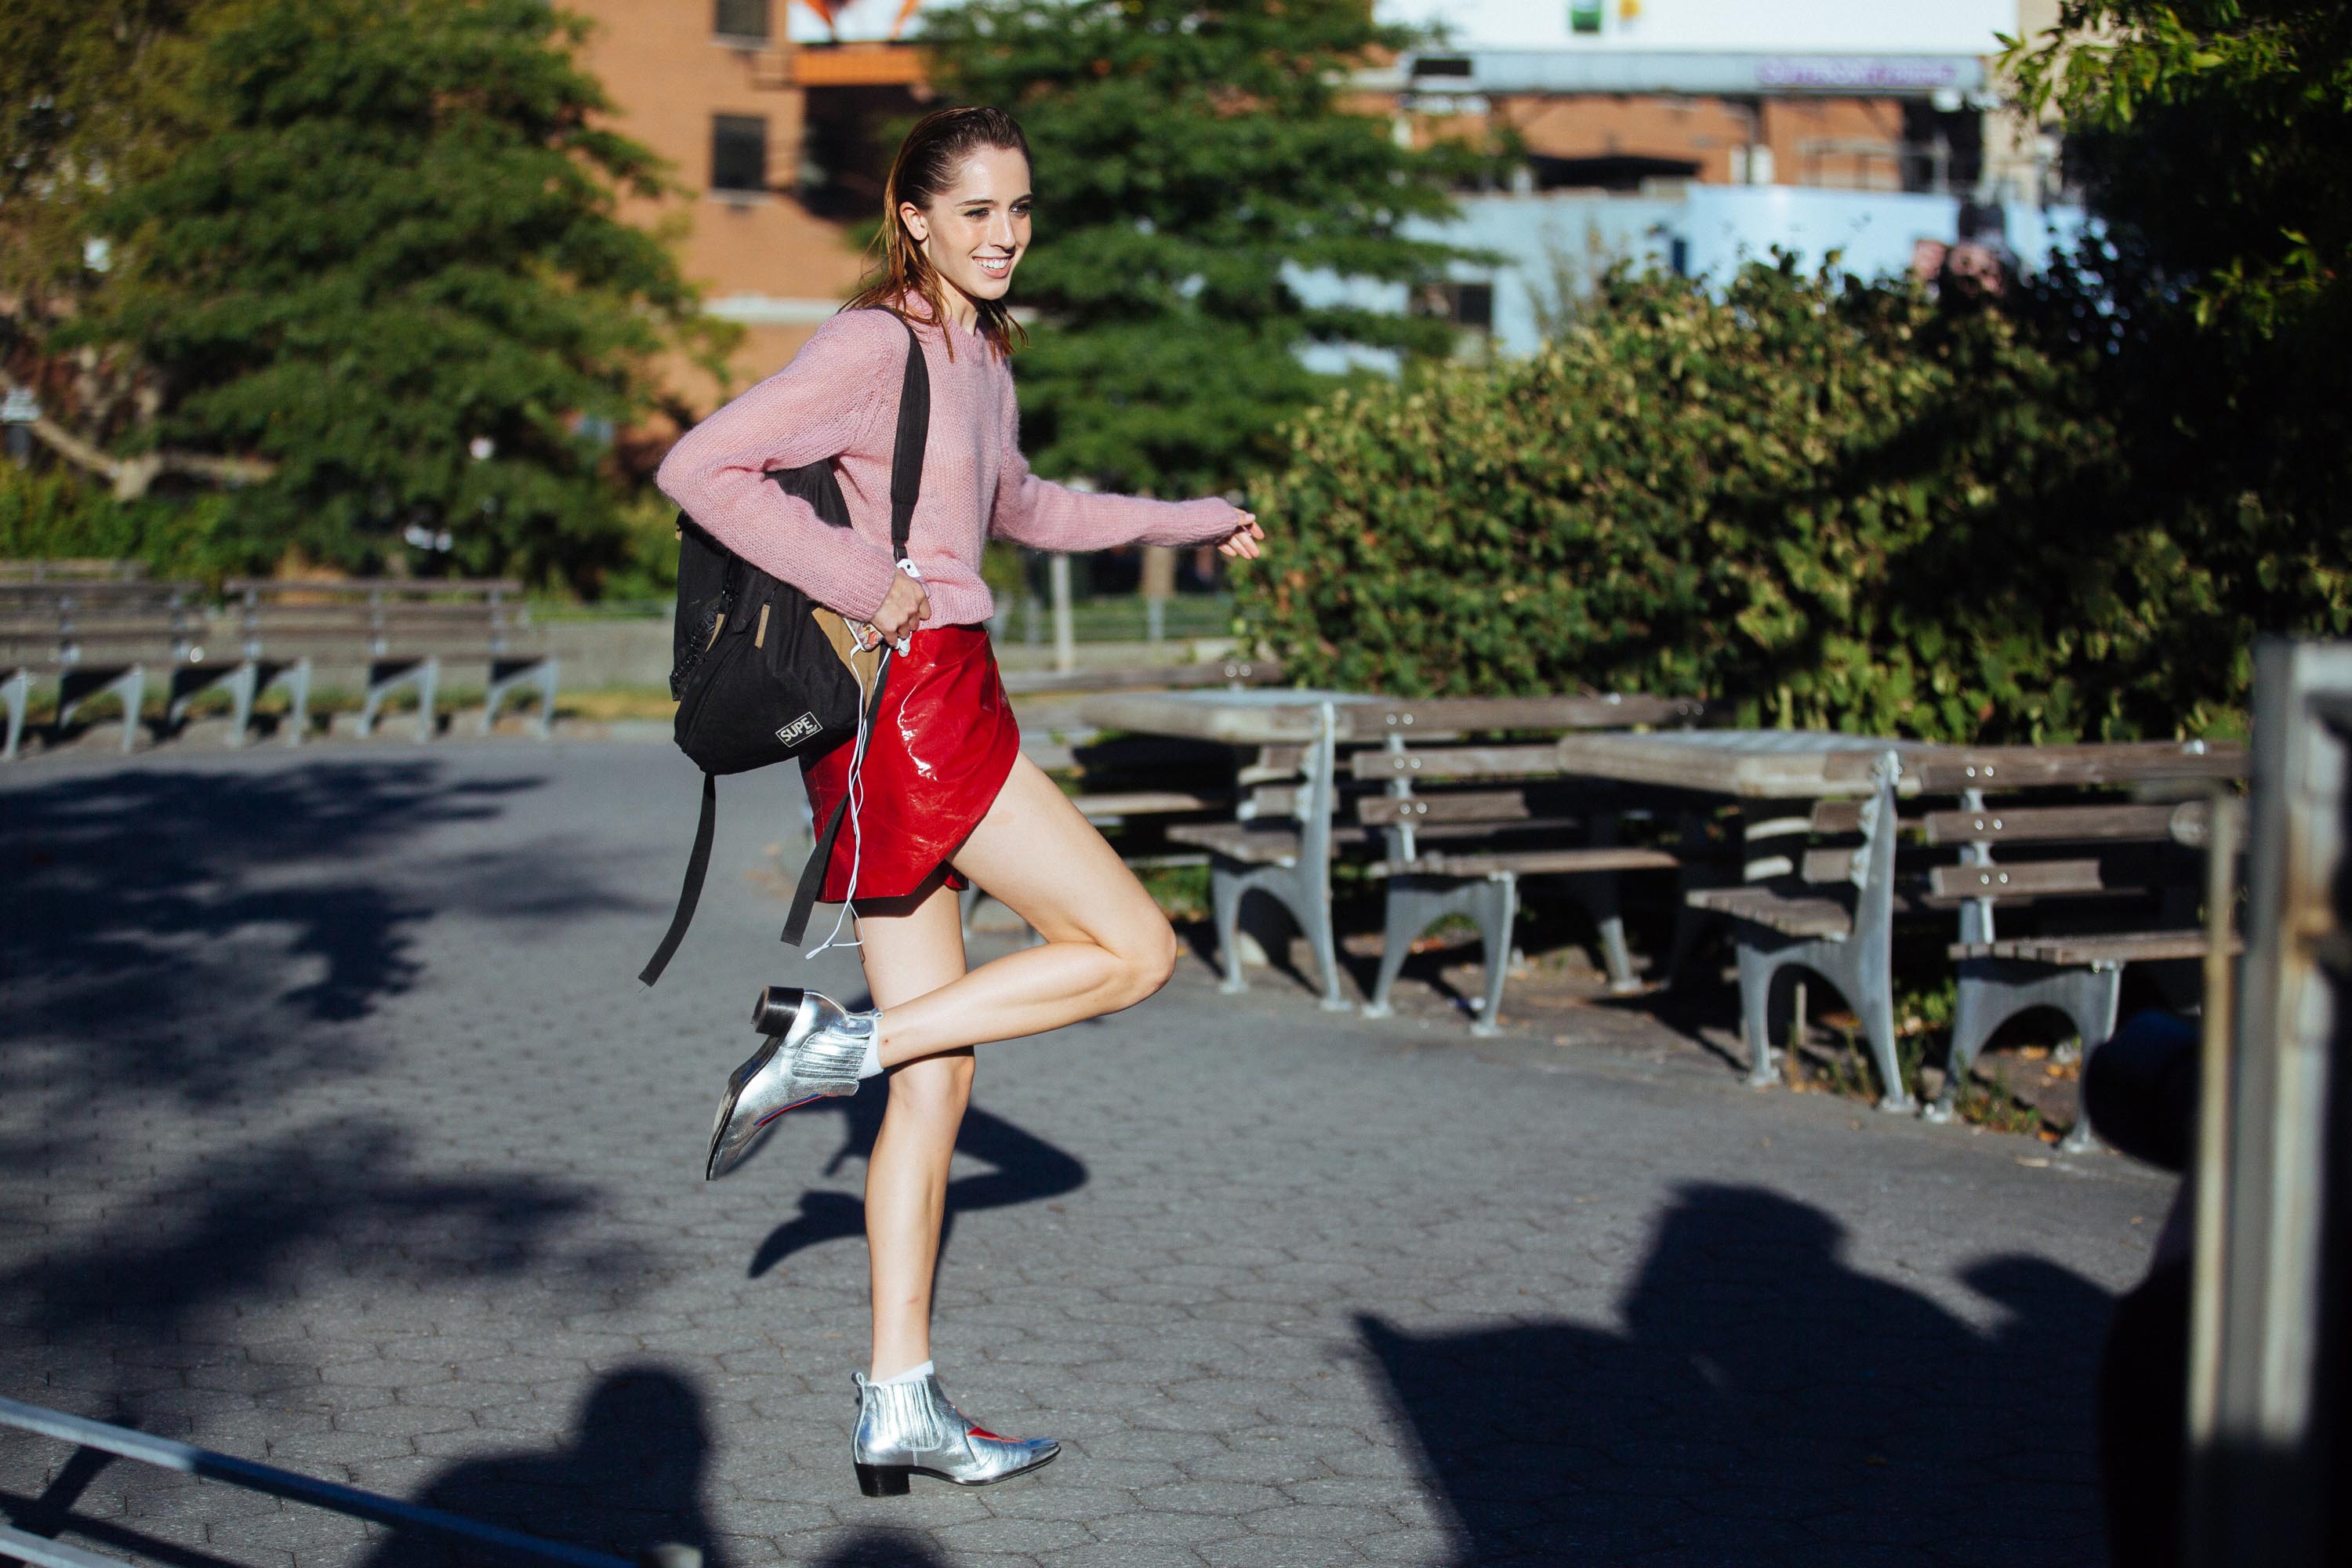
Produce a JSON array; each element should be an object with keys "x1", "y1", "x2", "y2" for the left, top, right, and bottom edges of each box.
[
  {"x1": 481, "y1": 655, "x2": 557, "y2": 737},
  {"x1": 1566, "y1": 873, "x2": 1639, "y2": 994},
  {"x1": 279, "y1": 658, "x2": 312, "y2": 746},
  {"x1": 1207, "y1": 856, "x2": 1254, "y2": 995},
  {"x1": 166, "y1": 662, "x2": 247, "y2": 743},
  {"x1": 1733, "y1": 931, "x2": 1795, "y2": 1087},
  {"x1": 1931, "y1": 960, "x2": 2121, "y2": 1142},
  {"x1": 223, "y1": 662, "x2": 259, "y2": 746},
  {"x1": 1848, "y1": 950, "x2": 1913, "y2": 1113},
  {"x1": 2, "y1": 670, "x2": 28, "y2": 761},
  {"x1": 415, "y1": 655, "x2": 440, "y2": 742},
  {"x1": 1363, "y1": 875, "x2": 1457, "y2": 1019},
  {"x1": 60, "y1": 666, "x2": 145, "y2": 753},
  {"x1": 1468, "y1": 873, "x2": 1519, "y2": 1038},
  {"x1": 535, "y1": 655, "x2": 558, "y2": 738},
  {"x1": 1288, "y1": 861, "x2": 1350, "y2": 1013}
]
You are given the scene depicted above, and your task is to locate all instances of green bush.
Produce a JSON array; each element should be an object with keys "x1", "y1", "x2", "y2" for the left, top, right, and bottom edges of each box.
[
  {"x1": 1232, "y1": 258, "x2": 2325, "y2": 742},
  {"x1": 0, "y1": 463, "x2": 266, "y2": 583}
]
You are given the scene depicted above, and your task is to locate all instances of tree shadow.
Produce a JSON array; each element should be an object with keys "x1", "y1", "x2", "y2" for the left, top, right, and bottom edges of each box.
[
  {"x1": 0, "y1": 760, "x2": 644, "y2": 1147},
  {"x1": 1362, "y1": 1183, "x2": 2114, "y2": 1566},
  {"x1": 0, "y1": 1119, "x2": 641, "y2": 1370},
  {"x1": 746, "y1": 1091, "x2": 1087, "y2": 1279},
  {"x1": 357, "y1": 1366, "x2": 720, "y2": 1568}
]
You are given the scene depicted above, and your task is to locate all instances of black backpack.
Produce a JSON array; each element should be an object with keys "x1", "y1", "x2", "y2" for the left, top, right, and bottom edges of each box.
[{"x1": 639, "y1": 310, "x2": 930, "y2": 985}]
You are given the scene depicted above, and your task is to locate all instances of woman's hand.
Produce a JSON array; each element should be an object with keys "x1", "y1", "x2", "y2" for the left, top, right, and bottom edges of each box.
[
  {"x1": 865, "y1": 572, "x2": 932, "y2": 647},
  {"x1": 1216, "y1": 510, "x2": 1265, "y2": 560}
]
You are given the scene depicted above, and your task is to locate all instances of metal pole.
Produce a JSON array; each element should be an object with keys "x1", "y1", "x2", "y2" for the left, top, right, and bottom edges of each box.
[
  {"x1": 0, "y1": 1396, "x2": 666, "y2": 1568},
  {"x1": 1049, "y1": 554, "x2": 1074, "y2": 674}
]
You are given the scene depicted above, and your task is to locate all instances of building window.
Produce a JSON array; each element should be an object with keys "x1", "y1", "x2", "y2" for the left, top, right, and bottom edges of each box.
[
  {"x1": 1413, "y1": 281, "x2": 1495, "y2": 333},
  {"x1": 711, "y1": 114, "x2": 769, "y2": 195},
  {"x1": 714, "y1": 0, "x2": 770, "y2": 45}
]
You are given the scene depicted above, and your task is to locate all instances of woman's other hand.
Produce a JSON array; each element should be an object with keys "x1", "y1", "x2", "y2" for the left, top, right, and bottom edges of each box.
[
  {"x1": 866, "y1": 572, "x2": 933, "y2": 646},
  {"x1": 1216, "y1": 510, "x2": 1265, "y2": 561}
]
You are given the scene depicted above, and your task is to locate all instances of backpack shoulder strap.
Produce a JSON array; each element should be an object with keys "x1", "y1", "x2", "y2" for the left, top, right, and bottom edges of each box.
[{"x1": 884, "y1": 312, "x2": 929, "y2": 562}]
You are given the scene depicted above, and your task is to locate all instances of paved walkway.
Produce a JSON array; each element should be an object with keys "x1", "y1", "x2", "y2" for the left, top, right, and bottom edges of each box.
[{"x1": 1, "y1": 741, "x2": 2168, "y2": 1567}]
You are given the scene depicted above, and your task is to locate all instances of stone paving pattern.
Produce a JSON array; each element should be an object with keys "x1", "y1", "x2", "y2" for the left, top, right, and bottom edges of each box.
[{"x1": 1, "y1": 741, "x2": 2172, "y2": 1566}]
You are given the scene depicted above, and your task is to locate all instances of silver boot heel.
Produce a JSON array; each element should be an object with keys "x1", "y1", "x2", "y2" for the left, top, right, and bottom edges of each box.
[
  {"x1": 704, "y1": 985, "x2": 877, "y2": 1180},
  {"x1": 851, "y1": 1370, "x2": 1059, "y2": 1496}
]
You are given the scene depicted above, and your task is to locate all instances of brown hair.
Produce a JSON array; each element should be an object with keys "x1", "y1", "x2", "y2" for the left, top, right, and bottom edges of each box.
[{"x1": 844, "y1": 106, "x2": 1031, "y2": 360}]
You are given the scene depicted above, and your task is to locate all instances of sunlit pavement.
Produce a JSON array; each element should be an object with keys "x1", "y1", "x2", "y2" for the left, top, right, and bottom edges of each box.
[{"x1": 2, "y1": 740, "x2": 2165, "y2": 1566}]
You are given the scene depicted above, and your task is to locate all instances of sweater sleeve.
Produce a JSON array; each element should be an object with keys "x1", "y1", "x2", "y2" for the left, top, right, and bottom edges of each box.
[
  {"x1": 655, "y1": 311, "x2": 904, "y2": 622},
  {"x1": 988, "y1": 367, "x2": 1242, "y2": 553}
]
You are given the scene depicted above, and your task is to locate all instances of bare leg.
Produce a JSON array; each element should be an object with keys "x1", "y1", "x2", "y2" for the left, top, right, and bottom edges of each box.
[
  {"x1": 870, "y1": 754, "x2": 1178, "y2": 1068},
  {"x1": 851, "y1": 873, "x2": 974, "y2": 1380}
]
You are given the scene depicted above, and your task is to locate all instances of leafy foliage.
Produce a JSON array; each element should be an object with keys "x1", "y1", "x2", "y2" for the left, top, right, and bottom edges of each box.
[
  {"x1": 1232, "y1": 260, "x2": 2325, "y2": 742},
  {"x1": 918, "y1": 0, "x2": 1480, "y2": 495},
  {"x1": 44, "y1": 0, "x2": 729, "y2": 590},
  {"x1": 2008, "y1": 1, "x2": 2350, "y2": 340}
]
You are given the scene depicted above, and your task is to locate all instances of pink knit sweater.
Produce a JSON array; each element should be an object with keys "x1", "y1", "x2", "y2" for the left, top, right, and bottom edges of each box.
[{"x1": 655, "y1": 307, "x2": 1243, "y2": 626}]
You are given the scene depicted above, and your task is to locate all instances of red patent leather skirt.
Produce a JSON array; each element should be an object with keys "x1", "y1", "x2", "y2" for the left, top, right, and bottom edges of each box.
[{"x1": 800, "y1": 623, "x2": 1021, "y2": 904}]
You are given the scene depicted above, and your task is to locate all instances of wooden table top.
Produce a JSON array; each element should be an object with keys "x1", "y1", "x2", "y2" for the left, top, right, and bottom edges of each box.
[
  {"x1": 1548, "y1": 728, "x2": 2244, "y2": 799},
  {"x1": 1074, "y1": 688, "x2": 1384, "y2": 743}
]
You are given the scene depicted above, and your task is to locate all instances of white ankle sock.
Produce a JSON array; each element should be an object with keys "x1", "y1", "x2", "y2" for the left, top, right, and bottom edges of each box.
[
  {"x1": 873, "y1": 1358, "x2": 932, "y2": 1385},
  {"x1": 858, "y1": 1019, "x2": 884, "y2": 1080}
]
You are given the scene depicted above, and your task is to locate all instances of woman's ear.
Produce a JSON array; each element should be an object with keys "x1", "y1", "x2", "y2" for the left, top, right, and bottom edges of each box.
[{"x1": 898, "y1": 201, "x2": 929, "y2": 246}]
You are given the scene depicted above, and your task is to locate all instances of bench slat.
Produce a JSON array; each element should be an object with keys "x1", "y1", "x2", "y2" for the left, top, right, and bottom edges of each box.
[
  {"x1": 1338, "y1": 694, "x2": 1705, "y2": 740},
  {"x1": 1686, "y1": 884, "x2": 1856, "y2": 938},
  {"x1": 1948, "y1": 931, "x2": 2234, "y2": 966},
  {"x1": 1388, "y1": 845, "x2": 1686, "y2": 879},
  {"x1": 1929, "y1": 858, "x2": 2109, "y2": 898},
  {"x1": 1922, "y1": 803, "x2": 2183, "y2": 846},
  {"x1": 1912, "y1": 742, "x2": 2245, "y2": 790},
  {"x1": 1348, "y1": 744, "x2": 1563, "y2": 782},
  {"x1": 1356, "y1": 789, "x2": 1534, "y2": 826}
]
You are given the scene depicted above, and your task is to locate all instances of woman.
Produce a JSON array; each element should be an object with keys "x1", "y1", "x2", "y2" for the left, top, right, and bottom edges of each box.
[{"x1": 655, "y1": 105, "x2": 1265, "y2": 1496}]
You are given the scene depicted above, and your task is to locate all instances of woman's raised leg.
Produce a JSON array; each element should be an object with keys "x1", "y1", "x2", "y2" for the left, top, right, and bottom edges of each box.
[
  {"x1": 849, "y1": 873, "x2": 975, "y2": 1380},
  {"x1": 869, "y1": 754, "x2": 1178, "y2": 1068}
]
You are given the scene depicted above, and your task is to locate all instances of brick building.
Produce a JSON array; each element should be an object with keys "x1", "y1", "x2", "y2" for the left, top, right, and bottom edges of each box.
[{"x1": 564, "y1": 1, "x2": 2059, "y2": 408}]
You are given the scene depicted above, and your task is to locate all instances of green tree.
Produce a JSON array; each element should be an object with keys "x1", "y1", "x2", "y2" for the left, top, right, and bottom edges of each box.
[
  {"x1": 2009, "y1": 0, "x2": 2350, "y2": 339},
  {"x1": 918, "y1": 0, "x2": 1481, "y2": 495},
  {"x1": 40, "y1": 0, "x2": 729, "y2": 590},
  {"x1": 2003, "y1": 1, "x2": 2352, "y2": 681}
]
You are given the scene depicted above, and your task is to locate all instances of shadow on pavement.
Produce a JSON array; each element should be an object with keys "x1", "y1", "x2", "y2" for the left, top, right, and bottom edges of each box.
[
  {"x1": 746, "y1": 1091, "x2": 1087, "y2": 1278},
  {"x1": 0, "y1": 760, "x2": 641, "y2": 1148},
  {"x1": 359, "y1": 1366, "x2": 720, "y2": 1568},
  {"x1": 1363, "y1": 1182, "x2": 2114, "y2": 1567},
  {"x1": 804, "y1": 1534, "x2": 953, "y2": 1566},
  {"x1": 0, "y1": 1120, "x2": 641, "y2": 1383}
]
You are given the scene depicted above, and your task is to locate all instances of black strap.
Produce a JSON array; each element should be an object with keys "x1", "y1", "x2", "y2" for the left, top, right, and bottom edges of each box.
[
  {"x1": 884, "y1": 311, "x2": 929, "y2": 562},
  {"x1": 638, "y1": 771, "x2": 717, "y2": 985}
]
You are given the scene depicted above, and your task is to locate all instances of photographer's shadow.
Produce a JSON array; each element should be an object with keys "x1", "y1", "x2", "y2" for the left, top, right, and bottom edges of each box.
[
  {"x1": 746, "y1": 1091, "x2": 1086, "y2": 1278},
  {"x1": 359, "y1": 1367, "x2": 718, "y2": 1568},
  {"x1": 1363, "y1": 1183, "x2": 2114, "y2": 1566}
]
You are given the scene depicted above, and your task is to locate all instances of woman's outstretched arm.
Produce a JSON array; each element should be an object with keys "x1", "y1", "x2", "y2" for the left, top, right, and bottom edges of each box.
[
  {"x1": 656, "y1": 310, "x2": 906, "y2": 622},
  {"x1": 987, "y1": 379, "x2": 1243, "y2": 554}
]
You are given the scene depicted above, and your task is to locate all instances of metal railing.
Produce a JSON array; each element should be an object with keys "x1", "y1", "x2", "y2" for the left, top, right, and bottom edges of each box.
[{"x1": 0, "y1": 1396, "x2": 698, "y2": 1568}]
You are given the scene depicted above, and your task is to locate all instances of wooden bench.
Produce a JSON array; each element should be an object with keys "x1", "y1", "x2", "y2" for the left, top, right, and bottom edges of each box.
[
  {"x1": 1683, "y1": 751, "x2": 1919, "y2": 1109},
  {"x1": 1913, "y1": 742, "x2": 2245, "y2": 1149},
  {"x1": 1163, "y1": 705, "x2": 1374, "y2": 1010},
  {"x1": 2, "y1": 577, "x2": 205, "y2": 759},
  {"x1": 220, "y1": 579, "x2": 557, "y2": 744},
  {"x1": 1343, "y1": 695, "x2": 1711, "y2": 1034}
]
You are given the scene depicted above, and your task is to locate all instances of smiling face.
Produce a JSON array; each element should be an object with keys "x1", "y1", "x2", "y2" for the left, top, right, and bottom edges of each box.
[{"x1": 899, "y1": 145, "x2": 1033, "y2": 318}]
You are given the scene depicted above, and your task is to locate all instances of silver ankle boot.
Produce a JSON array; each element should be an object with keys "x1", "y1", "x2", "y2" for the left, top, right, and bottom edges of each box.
[
  {"x1": 851, "y1": 1370, "x2": 1059, "y2": 1495},
  {"x1": 705, "y1": 985, "x2": 875, "y2": 1180}
]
